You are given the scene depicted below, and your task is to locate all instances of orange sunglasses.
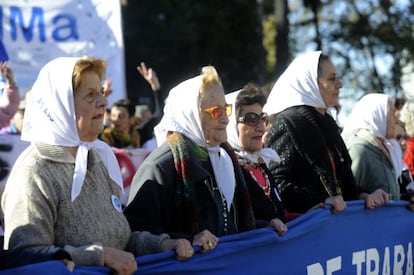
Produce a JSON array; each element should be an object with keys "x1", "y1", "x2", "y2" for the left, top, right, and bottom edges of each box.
[{"x1": 202, "y1": 104, "x2": 232, "y2": 120}]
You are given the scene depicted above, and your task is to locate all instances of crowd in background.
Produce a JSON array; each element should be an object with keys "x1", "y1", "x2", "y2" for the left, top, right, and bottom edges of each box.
[{"x1": 0, "y1": 50, "x2": 413, "y2": 273}]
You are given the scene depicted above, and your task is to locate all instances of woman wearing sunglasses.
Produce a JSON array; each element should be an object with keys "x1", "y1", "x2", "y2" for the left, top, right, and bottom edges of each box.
[
  {"x1": 226, "y1": 83, "x2": 287, "y2": 235},
  {"x1": 124, "y1": 66, "x2": 256, "y2": 254},
  {"x1": 263, "y1": 51, "x2": 389, "y2": 215}
]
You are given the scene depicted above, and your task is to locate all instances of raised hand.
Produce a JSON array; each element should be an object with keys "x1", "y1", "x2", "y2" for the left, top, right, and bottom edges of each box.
[{"x1": 136, "y1": 62, "x2": 160, "y2": 91}]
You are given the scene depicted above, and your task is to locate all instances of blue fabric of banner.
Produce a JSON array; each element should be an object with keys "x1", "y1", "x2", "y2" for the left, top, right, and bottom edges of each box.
[
  {"x1": 1, "y1": 200, "x2": 413, "y2": 274},
  {"x1": 0, "y1": 41, "x2": 8, "y2": 62}
]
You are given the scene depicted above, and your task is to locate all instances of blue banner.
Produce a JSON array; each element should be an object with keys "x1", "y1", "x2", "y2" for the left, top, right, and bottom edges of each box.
[
  {"x1": 1, "y1": 200, "x2": 413, "y2": 274},
  {"x1": 0, "y1": 41, "x2": 8, "y2": 62},
  {"x1": 0, "y1": 1, "x2": 126, "y2": 106}
]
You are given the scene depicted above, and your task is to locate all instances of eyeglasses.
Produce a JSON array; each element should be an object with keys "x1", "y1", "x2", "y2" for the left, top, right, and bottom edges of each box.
[
  {"x1": 397, "y1": 134, "x2": 407, "y2": 141},
  {"x1": 238, "y1": 112, "x2": 268, "y2": 127},
  {"x1": 203, "y1": 104, "x2": 232, "y2": 120}
]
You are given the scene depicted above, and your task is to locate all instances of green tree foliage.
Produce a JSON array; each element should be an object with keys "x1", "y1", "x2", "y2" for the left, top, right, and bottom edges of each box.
[
  {"x1": 289, "y1": 0, "x2": 414, "y2": 101},
  {"x1": 262, "y1": 15, "x2": 277, "y2": 74},
  {"x1": 122, "y1": 0, "x2": 414, "y2": 109},
  {"x1": 122, "y1": 0, "x2": 265, "y2": 107}
]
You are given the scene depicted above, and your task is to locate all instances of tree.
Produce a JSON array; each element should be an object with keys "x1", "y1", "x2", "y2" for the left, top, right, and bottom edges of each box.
[
  {"x1": 288, "y1": 0, "x2": 414, "y2": 102},
  {"x1": 122, "y1": 0, "x2": 265, "y2": 108},
  {"x1": 303, "y1": 0, "x2": 322, "y2": 50},
  {"x1": 121, "y1": 0, "x2": 414, "y2": 111},
  {"x1": 274, "y1": 0, "x2": 290, "y2": 80}
]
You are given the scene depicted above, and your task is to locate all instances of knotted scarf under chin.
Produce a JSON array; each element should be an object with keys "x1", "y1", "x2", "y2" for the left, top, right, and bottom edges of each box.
[
  {"x1": 235, "y1": 148, "x2": 281, "y2": 167},
  {"x1": 206, "y1": 145, "x2": 235, "y2": 211},
  {"x1": 72, "y1": 141, "x2": 123, "y2": 201}
]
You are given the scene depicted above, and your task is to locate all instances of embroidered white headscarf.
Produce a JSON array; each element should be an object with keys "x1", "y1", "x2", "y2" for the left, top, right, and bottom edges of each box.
[
  {"x1": 263, "y1": 51, "x2": 325, "y2": 116},
  {"x1": 154, "y1": 71, "x2": 235, "y2": 210},
  {"x1": 342, "y1": 93, "x2": 401, "y2": 181},
  {"x1": 226, "y1": 90, "x2": 280, "y2": 166},
  {"x1": 21, "y1": 57, "x2": 123, "y2": 201}
]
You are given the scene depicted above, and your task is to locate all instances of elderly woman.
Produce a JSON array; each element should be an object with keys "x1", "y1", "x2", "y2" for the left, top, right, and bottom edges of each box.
[
  {"x1": 1, "y1": 56, "x2": 192, "y2": 274},
  {"x1": 263, "y1": 51, "x2": 390, "y2": 214},
  {"x1": 342, "y1": 94, "x2": 399, "y2": 200},
  {"x1": 124, "y1": 66, "x2": 256, "y2": 252},
  {"x1": 226, "y1": 83, "x2": 287, "y2": 233}
]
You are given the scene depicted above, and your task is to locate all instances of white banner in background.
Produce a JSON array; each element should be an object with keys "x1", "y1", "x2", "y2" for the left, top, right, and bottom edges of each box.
[{"x1": 0, "y1": 0, "x2": 126, "y2": 105}]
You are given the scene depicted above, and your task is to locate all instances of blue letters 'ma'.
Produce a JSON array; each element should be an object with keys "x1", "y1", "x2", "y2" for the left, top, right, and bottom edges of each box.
[{"x1": 7, "y1": 6, "x2": 78, "y2": 42}]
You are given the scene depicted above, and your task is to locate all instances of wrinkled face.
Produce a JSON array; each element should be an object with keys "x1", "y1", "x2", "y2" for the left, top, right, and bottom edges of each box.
[
  {"x1": 237, "y1": 103, "x2": 266, "y2": 153},
  {"x1": 74, "y1": 71, "x2": 107, "y2": 142},
  {"x1": 199, "y1": 84, "x2": 229, "y2": 146},
  {"x1": 110, "y1": 106, "x2": 132, "y2": 134},
  {"x1": 386, "y1": 104, "x2": 398, "y2": 139},
  {"x1": 318, "y1": 60, "x2": 343, "y2": 107}
]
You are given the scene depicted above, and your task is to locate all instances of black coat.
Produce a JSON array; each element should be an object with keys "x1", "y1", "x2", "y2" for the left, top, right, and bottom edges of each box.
[
  {"x1": 241, "y1": 163, "x2": 286, "y2": 224},
  {"x1": 124, "y1": 139, "x2": 256, "y2": 240},
  {"x1": 265, "y1": 105, "x2": 357, "y2": 213}
]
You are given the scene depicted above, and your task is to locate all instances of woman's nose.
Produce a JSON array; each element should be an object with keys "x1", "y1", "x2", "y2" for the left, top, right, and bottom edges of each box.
[
  {"x1": 256, "y1": 122, "x2": 266, "y2": 131},
  {"x1": 220, "y1": 112, "x2": 229, "y2": 125},
  {"x1": 97, "y1": 94, "x2": 107, "y2": 108},
  {"x1": 336, "y1": 79, "x2": 343, "y2": 89}
]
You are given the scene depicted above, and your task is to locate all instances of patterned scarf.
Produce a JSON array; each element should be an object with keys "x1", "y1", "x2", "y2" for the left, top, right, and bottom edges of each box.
[{"x1": 167, "y1": 132, "x2": 256, "y2": 234}]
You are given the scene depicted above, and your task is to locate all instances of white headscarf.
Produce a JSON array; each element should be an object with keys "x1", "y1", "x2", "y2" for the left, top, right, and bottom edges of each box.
[
  {"x1": 263, "y1": 50, "x2": 325, "y2": 115},
  {"x1": 388, "y1": 139, "x2": 404, "y2": 181},
  {"x1": 154, "y1": 73, "x2": 235, "y2": 210},
  {"x1": 226, "y1": 90, "x2": 280, "y2": 166},
  {"x1": 342, "y1": 93, "x2": 401, "y2": 181},
  {"x1": 21, "y1": 57, "x2": 123, "y2": 201},
  {"x1": 341, "y1": 93, "x2": 389, "y2": 142},
  {"x1": 154, "y1": 75, "x2": 205, "y2": 147}
]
